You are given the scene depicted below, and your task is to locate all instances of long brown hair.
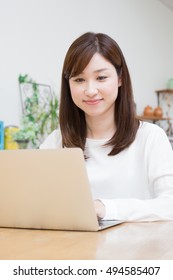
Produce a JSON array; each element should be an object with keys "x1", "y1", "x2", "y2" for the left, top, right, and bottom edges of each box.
[{"x1": 59, "y1": 32, "x2": 139, "y2": 156}]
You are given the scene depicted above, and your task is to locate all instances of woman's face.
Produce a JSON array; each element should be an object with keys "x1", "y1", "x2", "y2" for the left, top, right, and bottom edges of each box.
[{"x1": 69, "y1": 53, "x2": 121, "y2": 120}]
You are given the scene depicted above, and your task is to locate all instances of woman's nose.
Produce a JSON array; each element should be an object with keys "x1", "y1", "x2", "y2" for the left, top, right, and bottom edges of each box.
[{"x1": 84, "y1": 82, "x2": 98, "y2": 96}]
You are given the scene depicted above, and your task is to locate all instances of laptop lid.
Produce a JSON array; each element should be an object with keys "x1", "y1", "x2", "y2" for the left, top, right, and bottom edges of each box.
[{"x1": 0, "y1": 148, "x2": 122, "y2": 231}]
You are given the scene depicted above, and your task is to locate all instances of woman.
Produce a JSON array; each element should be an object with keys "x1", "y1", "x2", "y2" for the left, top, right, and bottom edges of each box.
[{"x1": 40, "y1": 32, "x2": 173, "y2": 221}]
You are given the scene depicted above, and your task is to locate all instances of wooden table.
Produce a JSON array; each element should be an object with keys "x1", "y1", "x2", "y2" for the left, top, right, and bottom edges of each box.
[{"x1": 0, "y1": 221, "x2": 173, "y2": 260}]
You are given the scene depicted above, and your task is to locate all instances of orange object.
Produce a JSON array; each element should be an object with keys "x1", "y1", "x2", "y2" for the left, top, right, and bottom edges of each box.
[
  {"x1": 153, "y1": 106, "x2": 163, "y2": 118},
  {"x1": 143, "y1": 105, "x2": 153, "y2": 116}
]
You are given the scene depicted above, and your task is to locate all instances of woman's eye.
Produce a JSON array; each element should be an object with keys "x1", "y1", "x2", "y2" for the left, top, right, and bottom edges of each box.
[
  {"x1": 74, "y1": 78, "x2": 84, "y2": 83},
  {"x1": 97, "y1": 76, "x2": 107, "y2": 81}
]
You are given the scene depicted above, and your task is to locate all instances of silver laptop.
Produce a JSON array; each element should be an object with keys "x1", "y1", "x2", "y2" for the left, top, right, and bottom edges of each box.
[{"x1": 0, "y1": 148, "x2": 122, "y2": 231}]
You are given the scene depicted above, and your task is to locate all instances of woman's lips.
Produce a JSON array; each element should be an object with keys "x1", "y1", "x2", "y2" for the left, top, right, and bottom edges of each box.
[{"x1": 84, "y1": 99, "x2": 103, "y2": 105}]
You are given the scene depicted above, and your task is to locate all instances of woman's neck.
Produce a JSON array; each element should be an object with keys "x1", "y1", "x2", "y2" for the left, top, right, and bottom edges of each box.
[{"x1": 86, "y1": 115, "x2": 116, "y2": 140}]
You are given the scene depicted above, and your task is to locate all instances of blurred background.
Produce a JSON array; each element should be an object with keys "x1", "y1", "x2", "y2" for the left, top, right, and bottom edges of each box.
[{"x1": 0, "y1": 0, "x2": 173, "y2": 148}]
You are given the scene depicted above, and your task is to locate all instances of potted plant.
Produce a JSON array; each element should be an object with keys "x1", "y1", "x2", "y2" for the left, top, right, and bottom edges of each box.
[{"x1": 12, "y1": 116, "x2": 39, "y2": 149}]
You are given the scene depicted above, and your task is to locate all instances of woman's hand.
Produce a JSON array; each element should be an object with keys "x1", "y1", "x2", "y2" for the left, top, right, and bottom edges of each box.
[{"x1": 94, "y1": 199, "x2": 106, "y2": 220}]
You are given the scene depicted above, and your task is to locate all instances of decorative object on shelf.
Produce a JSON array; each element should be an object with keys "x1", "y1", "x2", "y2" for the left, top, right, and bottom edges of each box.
[
  {"x1": 0, "y1": 121, "x2": 4, "y2": 150},
  {"x1": 153, "y1": 106, "x2": 163, "y2": 118},
  {"x1": 11, "y1": 117, "x2": 38, "y2": 149},
  {"x1": 155, "y1": 88, "x2": 173, "y2": 127},
  {"x1": 18, "y1": 74, "x2": 59, "y2": 148},
  {"x1": 14, "y1": 139, "x2": 29, "y2": 149},
  {"x1": 155, "y1": 89, "x2": 173, "y2": 117},
  {"x1": 137, "y1": 89, "x2": 173, "y2": 145},
  {"x1": 143, "y1": 105, "x2": 153, "y2": 116},
  {"x1": 4, "y1": 126, "x2": 20, "y2": 150}
]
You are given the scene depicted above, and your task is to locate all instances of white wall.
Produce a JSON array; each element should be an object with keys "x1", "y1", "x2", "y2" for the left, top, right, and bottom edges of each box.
[{"x1": 0, "y1": 0, "x2": 173, "y2": 126}]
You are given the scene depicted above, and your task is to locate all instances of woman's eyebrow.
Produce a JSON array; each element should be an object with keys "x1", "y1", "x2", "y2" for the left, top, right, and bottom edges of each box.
[
  {"x1": 80, "y1": 68, "x2": 110, "y2": 75},
  {"x1": 77, "y1": 68, "x2": 110, "y2": 76},
  {"x1": 94, "y1": 68, "x2": 110, "y2": 73}
]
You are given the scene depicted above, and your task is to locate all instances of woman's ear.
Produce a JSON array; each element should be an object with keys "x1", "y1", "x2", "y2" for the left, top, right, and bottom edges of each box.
[{"x1": 118, "y1": 77, "x2": 122, "y2": 87}]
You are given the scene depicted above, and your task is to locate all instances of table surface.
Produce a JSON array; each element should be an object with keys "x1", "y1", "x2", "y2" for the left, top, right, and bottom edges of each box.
[{"x1": 0, "y1": 221, "x2": 173, "y2": 260}]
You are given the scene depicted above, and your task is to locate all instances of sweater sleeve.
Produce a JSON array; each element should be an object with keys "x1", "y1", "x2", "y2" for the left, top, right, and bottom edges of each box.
[{"x1": 101, "y1": 127, "x2": 173, "y2": 222}]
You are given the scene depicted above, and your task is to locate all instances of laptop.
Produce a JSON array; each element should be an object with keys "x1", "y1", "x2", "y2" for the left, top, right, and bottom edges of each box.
[{"x1": 0, "y1": 148, "x2": 122, "y2": 231}]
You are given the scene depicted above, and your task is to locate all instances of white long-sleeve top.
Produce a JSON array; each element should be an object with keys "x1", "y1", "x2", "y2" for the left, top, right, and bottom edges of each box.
[{"x1": 40, "y1": 121, "x2": 173, "y2": 222}]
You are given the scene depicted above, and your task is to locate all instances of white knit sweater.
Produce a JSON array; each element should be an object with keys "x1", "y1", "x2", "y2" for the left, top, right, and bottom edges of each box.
[{"x1": 40, "y1": 122, "x2": 173, "y2": 222}]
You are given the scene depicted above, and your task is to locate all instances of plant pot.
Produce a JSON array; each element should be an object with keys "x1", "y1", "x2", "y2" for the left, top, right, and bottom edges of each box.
[{"x1": 16, "y1": 140, "x2": 29, "y2": 149}]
